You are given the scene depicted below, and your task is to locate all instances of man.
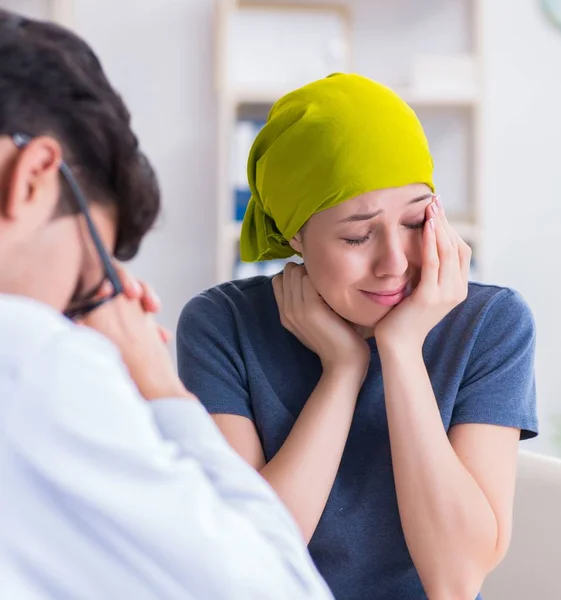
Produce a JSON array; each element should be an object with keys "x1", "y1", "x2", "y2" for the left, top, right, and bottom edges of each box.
[{"x1": 0, "y1": 9, "x2": 333, "y2": 600}]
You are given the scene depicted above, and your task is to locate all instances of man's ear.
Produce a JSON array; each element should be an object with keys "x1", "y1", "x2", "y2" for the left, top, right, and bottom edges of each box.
[{"x1": 2, "y1": 136, "x2": 62, "y2": 221}]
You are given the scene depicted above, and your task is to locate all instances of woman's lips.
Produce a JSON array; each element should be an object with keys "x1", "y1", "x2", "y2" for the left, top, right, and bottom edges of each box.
[{"x1": 360, "y1": 283, "x2": 409, "y2": 307}]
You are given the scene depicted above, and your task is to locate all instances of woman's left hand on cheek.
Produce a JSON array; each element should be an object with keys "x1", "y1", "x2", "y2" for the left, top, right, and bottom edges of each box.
[{"x1": 374, "y1": 196, "x2": 471, "y2": 350}]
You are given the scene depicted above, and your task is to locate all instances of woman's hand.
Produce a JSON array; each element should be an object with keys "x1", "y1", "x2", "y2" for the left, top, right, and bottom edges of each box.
[
  {"x1": 273, "y1": 263, "x2": 370, "y2": 380},
  {"x1": 374, "y1": 196, "x2": 471, "y2": 351}
]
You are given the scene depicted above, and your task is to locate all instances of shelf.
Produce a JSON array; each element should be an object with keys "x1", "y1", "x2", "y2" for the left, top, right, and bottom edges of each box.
[
  {"x1": 230, "y1": 85, "x2": 480, "y2": 109},
  {"x1": 227, "y1": 220, "x2": 243, "y2": 242},
  {"x1": 51, "y1": 0, "x2": 74, "y2": 27},
  {"x1": 400, "y1": 89, "x2": 480, "y2": 108},
  {"x1": 232, "y1": 86, "x2": 291, "y2": 106}
]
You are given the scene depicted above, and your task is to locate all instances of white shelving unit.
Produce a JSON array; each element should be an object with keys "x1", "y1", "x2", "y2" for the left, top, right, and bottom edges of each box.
[
  {"x1": 215, "y1": 0, "x2": 485, "y2": 283},
  {"x1": 50, "y1": 0, "x2": 74, "y2": 26},
  {"x1": 233, "y1": 84, "x2": 480, "y2": 109},
  {"x1": 0, "y1": 0, "x2": 73, "y2": 25}
]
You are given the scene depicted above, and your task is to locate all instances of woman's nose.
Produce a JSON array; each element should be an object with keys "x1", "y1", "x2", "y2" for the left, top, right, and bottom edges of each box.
[{"x1": 372, "y1": 233, "x2": 409, "y2": 279}]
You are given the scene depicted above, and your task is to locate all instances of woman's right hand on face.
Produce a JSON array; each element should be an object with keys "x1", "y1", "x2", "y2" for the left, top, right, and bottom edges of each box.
[
  {"x1": 273, "y1": 263, "x2": 371, "y2": 380},
  {"x1": 80, "y1": 291, "x2": 193, "y2": 403}
]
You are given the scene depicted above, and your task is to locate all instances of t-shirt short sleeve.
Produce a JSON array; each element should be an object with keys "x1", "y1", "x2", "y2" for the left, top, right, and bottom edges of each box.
[
  {"x1": 177, "y1": 289, "x2": 254, "y2": 421},
  {"x1": 451, "y1": 289, "x2": 538, "y2": 439}
]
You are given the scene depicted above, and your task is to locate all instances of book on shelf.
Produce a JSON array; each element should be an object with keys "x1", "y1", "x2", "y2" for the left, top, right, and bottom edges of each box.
[{"x1": 231, "y1": 118, "x2": 265, "y2": 221}]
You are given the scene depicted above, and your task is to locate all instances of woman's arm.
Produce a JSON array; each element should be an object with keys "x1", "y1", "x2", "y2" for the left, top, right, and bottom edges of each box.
[
  {"x1": 213, "y1": 366, "x2": 363, "y2": 543},
  {"x1": 213, "y1": 264, "x2": 370, "y2": 544},
  {"x1": 375, "y1": 198, "x2": 524, "y2": 599},
  {"x1": 378, "y1": 341, "x2": 519, "y2": 600}
]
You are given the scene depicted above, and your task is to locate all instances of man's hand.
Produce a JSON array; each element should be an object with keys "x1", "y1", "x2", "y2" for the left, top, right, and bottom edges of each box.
[{"x1": 81, "y1": 268, "x2": 193, "y2": 402}]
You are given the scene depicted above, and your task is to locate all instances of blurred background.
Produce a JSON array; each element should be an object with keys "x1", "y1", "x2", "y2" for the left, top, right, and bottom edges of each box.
[{"x1": 4, "y1": 0, "x2": 561, "y2": 459}]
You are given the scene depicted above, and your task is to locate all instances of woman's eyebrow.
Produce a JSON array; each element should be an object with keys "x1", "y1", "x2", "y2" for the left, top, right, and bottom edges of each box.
[
  {"x1": 338, "y1": 193, "x2": 434, "y2": 223},
  {"x1": 408, "y1": 193, "x2": 434, "y2": 205},
  {"x1": 339, "y1": 209, "x2": 382, "y2": 223}
]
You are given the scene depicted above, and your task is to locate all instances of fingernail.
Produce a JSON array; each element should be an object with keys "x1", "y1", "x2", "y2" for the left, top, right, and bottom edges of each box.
[
  {"x1": 133, "y1": 280, "x2": 143, "y2": 296},
  {"x1": 429, "y1": 218, "x2": 435, "y2": 231},
  {"x1": 435, "y1": 195, "x2": 442, "y2": 209},
  {"x1": 431, "y1": 202, "x2": 439, "y2": 216}
]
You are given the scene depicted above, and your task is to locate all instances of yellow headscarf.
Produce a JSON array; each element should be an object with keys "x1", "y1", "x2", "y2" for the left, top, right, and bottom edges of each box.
[{"x1": 240, "y1": 73, "x2": 434, "y2": 262}]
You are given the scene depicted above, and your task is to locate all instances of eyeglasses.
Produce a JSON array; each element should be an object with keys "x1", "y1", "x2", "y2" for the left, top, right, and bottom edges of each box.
[{"x1": 12, "y1": 133, "x2": 123, "y2": 319}]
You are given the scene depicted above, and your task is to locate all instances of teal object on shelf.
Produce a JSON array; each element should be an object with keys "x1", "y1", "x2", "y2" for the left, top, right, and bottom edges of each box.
[{"x1": 542, "y1": 0, "x2": 561, "y2": 29}]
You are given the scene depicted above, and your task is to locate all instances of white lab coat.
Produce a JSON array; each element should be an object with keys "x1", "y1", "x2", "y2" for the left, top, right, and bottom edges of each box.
[{"x1": 0, "y1": 294, "x2": 333, "y2": 600}]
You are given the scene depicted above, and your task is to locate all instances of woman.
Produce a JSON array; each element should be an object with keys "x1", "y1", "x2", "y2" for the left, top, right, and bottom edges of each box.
[{"x1": 177, "y1": 74, "x2": 538, "y2": 600}]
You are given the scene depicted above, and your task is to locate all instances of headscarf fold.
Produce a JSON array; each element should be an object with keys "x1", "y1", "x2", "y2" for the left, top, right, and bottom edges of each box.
[{"x1": 240, "y1": 73, "x2": 434, "y2": 262}]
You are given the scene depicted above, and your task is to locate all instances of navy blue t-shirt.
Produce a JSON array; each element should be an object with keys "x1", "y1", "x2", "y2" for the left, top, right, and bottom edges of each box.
[{"x1": 177, "y1": 277, "x2": 538, "y2": 600}]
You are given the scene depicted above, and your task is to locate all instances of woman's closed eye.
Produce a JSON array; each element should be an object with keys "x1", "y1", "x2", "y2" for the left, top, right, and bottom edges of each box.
[
  {"x1": 404, "y1": 219, "x2": 426, "y2": 231},
  {"x1": 343, "y1": 219, "x2": 425, "y2": 245},
  {"x1": 343, "y1": 233, "x2": 371, "y2": 246}
]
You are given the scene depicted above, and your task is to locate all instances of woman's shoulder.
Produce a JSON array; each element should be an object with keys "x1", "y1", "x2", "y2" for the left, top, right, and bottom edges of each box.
[
  {"x1": 440, "y1": 281, "x2": 535, "y2": 343},
  {"x1": 464, "y1": 281, "x2": 533, "y2": 321},
  {"x1": 178, "y1": 275, "x2": 277, "y2": 332},
  {"x1": 184, "y1": 275, "x2": 274, "y2": 310}
]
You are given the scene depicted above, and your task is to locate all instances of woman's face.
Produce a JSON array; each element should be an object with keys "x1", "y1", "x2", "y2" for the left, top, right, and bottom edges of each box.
[{"x1": 292, "y1": 183, "x2": 434, "y2": 328}]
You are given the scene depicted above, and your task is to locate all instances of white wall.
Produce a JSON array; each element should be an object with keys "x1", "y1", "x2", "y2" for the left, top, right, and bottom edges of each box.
[
  {"x1": 481, "y1": 0, "x2": 561, "y2": 457},
  {"x1": 72, "y1": 0, "x2": 218, "y2": 339}
]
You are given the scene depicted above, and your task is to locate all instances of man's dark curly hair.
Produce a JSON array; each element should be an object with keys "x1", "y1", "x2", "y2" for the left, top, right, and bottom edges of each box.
[{"x1": 0, "y1": 9, "x2": 160, "y2": 260}]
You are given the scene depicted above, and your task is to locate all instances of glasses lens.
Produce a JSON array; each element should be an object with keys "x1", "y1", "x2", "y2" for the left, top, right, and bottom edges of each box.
[
  {"x1": 65, "y1": 276, "x2": 118, "y2": 320},
  {"x1": 65, "y1": 293, "x2": 118, "y2": 321}
]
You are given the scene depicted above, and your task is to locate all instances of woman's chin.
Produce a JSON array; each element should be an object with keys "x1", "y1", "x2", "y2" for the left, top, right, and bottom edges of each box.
[{"x1": 341, "y1": 305, "x2": 393, "y2": 332}]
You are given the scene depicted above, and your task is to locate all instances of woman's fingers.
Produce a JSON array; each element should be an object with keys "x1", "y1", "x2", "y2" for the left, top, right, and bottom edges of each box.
[
  {"x1": 272, "y1": 274, "x2": 286, "y2": 325},
  {"x1": 434, "y1": 196, "x2": 471, "y2": 287},
  {"x1": 289, "y1": 263, "x2": 306, "y2": 316},
  {"x1": 273, "y1": 263, "x2": 320, "y2": 335},
  {"x1": 427, "y1": 199, "x2": 463, "y2": 297},
  {"x1": 432, "y1": 196, "x2": 469, "y2": 305},
  {"x1": 434, "y1": 195, "x2": 458, "y2": 250},
  {"x1": 282, "y1": 265, "x2": 294, "y2": 320},
  {"x1": 430, "y1": 203, "x2": 455, "y2": 286},
  {"x1": 418, "y1": 201, "x2": 439, "y2": 290},
  {"x1": 458, "y1": 240, "x2": 473, "y2": 283},
  {"x1": 302, "y1": 271, "x2": 321, "y2": 303},
  {"x1": 280, "y1": 263, "x2": 304, "y2": 321},
  {"x1": 272, "y1": 274, "x2": 283, "y2": 309}
]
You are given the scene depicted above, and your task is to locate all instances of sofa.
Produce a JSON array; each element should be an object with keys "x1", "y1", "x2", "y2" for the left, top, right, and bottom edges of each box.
[{"x1": 482, "y1": 450, "x2": 561, "y2": 599}]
